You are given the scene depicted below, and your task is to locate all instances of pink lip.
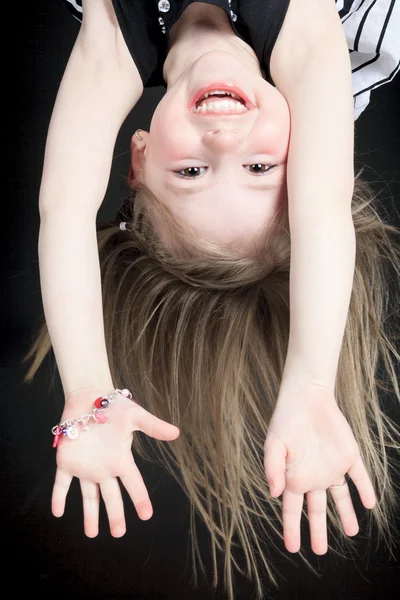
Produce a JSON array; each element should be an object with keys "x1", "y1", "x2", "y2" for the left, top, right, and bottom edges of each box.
[{"x1": 189, "y1": 82, "x2": 256, "y2": 112}]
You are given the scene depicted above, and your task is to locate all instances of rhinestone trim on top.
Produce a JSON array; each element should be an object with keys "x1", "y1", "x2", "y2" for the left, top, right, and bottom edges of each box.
[
  {"x1": 228, "y1": 0, "x2": 237, "y2": 22},
  {"x1": 156, "y1": 1, "x2": 238, "y2": 37},
  {"x1": 158, "y1": 0, "x2": 171, "y2": 13},
  {"x1": 157, "y1": 0, "x2": 169, "y2": 33}
]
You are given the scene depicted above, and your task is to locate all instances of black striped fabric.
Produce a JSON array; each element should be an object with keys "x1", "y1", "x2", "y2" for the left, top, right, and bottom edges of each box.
[
  {"x1": 61, "y1": 0, "x2": 399, "y2": 120},
  {"x1": 338, "y1": 0, "x2": 399, "y2": 118}
]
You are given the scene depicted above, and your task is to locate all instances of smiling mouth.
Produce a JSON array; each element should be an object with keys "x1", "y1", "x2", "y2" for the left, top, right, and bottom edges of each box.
[{"x1": 193, "y1": 90, "x2": 252, "y2": 115}]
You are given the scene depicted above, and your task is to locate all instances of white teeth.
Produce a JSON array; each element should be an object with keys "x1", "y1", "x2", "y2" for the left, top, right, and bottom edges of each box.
[
  {"x1": 204, "y1": 90, "x2": 236, "y2": 98},
  {"x1": 194, "y1": 100, "x2": 247, "y2": 113},
  {"x1": 198, "y1": 90, "x2": 243, "y2": 102}
]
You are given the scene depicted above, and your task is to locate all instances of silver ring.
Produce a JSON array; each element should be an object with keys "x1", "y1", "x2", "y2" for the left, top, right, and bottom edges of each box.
[
  {"x1": 134, "y1": 129, "x2": 143, "y2": 141},
  {"x1": 329, "y1": 478, "x2": 347, "y2": 489}
]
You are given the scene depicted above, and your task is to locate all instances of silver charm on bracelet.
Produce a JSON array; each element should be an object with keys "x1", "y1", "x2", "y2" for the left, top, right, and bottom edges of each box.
[{"x1": 51, "y1": 388, "x2": 133, "y2": 447}]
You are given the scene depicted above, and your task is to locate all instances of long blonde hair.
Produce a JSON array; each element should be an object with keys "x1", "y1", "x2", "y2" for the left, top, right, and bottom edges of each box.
[{"x1": 23, "y1": 169, "x2": 400, "y2": 600}]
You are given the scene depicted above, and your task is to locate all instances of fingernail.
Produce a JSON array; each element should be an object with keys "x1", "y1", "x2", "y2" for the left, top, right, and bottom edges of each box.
[
  {"x1": 113, "y1": 527, "x2": 126, "y2": 537},
  {"x1": 141, "y1": 508, "x2": 153, "y2": 520}
]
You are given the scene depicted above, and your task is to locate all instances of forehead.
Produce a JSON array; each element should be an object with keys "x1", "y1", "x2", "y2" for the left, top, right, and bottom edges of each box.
[{"x1": 140, "y1": 179, "x2": 288, "y2": 252}]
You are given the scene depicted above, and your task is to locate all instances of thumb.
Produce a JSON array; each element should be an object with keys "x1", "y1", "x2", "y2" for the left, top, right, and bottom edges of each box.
[
  {"x1": 264, "y1": 431, "x2": 287, "y2": 497},
  {"x1": 132, "y1": 407, "x2": 180, "y2": 441}
]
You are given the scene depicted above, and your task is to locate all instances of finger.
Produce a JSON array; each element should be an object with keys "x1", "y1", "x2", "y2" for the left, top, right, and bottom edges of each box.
[
  {"x1": 329, "y1": 483, "x2": 359, "y2": 537},
  {"x1": 264, "y1": 432, "x2": 287, "y2": 497},
  {"x1": 132, "y1": 408, "x2": 180, "y2": 441},
  {"x1": 52, "y1": 469, "x2": 73, "y2": 517},
  {"x1": 80, "y1": 479, "x2": 100, "y2": 538},
  {"x1": 119, "y1": 455, "x2": 153, "y2": 521},
  {"x1": 100, "y1": 479, "x2": 126, "y2": 538},
  {"x1": 306, "y1": 489, "x2": 328, "y2": 555},
  {"x1": 282, "y1": 489, "x2": 304, "y2": 553},
  {"x1": 347, "y1": 456, "x2": 376, "y2": 509}
]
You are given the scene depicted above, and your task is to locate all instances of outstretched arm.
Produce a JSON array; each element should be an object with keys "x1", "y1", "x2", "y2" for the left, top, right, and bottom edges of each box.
[
  {"x1": 271, "y1": 0, "x2": 356, "y2": 393},
  {"x1": 39, "y1": 0, "x2": 143, "y2": 400},
  {"x1": 39, "y1": 1, "x2": 180, "y2": 537},
  {"x1": 264, "y1": 2, "x2": 375, "y2": 556}
]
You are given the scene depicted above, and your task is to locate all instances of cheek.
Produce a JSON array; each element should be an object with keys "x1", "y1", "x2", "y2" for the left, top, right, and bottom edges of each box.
[
  {"x1": 149, "y1": 106, "x2": 170, "y2": 152},
  {"x1": 274, "y1": 95, "x2": 291, "y2": 153},
  {"x1": 259, "y1": 85, "x2": 291, "y2": 157},
  {"x1": 269, "y1": 105, "x2": 291, "y2": 159},
  {"x1": 277, "y1": 116, "x2": 291, "y2": 159},
  {"x1": 150, "y1": 98, "x2": 191, "y2": 160}
]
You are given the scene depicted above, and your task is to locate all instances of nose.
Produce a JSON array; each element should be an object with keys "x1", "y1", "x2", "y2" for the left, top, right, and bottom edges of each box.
[{"x1": 202, "y1": 128, "x2": 244, "y2": 152}]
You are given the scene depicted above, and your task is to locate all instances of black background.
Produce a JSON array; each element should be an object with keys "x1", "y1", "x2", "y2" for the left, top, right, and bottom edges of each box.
[{"x1": 3, "y1": 2, "x2": 400, "y2": 598}]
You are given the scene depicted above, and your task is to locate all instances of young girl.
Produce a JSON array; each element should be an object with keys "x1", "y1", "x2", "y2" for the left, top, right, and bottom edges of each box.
[{"x1": 24, "y1": 1, "x2": 400, "y2": 599}]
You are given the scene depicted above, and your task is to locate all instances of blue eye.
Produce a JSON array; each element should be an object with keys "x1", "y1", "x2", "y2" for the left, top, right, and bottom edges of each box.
[{"x1": 175, "y1": 166, "x2": 207, "y2": 179}]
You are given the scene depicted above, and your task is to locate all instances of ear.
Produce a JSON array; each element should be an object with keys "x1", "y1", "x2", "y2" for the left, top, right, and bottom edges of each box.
[{"x1": 129, "y1": 130, "x2": 149, "y2": 184}]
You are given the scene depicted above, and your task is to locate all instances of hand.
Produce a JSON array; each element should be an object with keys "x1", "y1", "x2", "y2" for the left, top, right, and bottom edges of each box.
[
  {"x1": 263, "y1": 383, "x2": 376, "y2": 555},
  {"x1": 52, "y1": 390, "x2": 180, "y2": 537}
]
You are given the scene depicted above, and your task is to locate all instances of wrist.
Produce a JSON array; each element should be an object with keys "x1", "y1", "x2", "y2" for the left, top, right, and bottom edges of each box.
[
  {"x1": 65, "y1": 381, "x2": 115, "y2": 403},
  {"x1": 279, "y1": 359, "x2": 335, "y2": 401},
  {"x1": 54, "y1": 387, "x2": 134, "y2": 446},
  {"x1": 63, "y1": 383, "x2": 115, "y2": 417},
  {"x1": 281, "y1": 344, "x2": 336, "y2": 393}
]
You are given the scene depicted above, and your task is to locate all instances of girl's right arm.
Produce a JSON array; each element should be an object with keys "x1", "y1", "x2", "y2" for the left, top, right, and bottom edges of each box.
[
  {"x1": 39, "y1": 0, "x2": 143, "y2": 400},
  {"x1": 39, "y1": 0, "x2": 180, "y2": 536}
]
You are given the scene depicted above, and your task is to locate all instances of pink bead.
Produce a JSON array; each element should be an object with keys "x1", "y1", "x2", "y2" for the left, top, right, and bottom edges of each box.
[
  {"x1": 52, "y1": 426, "x2": 62, "y2": 448},
  {"x1": 121, "y1": 389, "x2": 131, "y2": 398},
  {"x1": 94, "y1": 411, "x2": 107, "y2": 424}
]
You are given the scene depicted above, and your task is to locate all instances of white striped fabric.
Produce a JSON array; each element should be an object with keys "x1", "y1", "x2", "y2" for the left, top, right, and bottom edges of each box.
[
  {"x1": 64, "y1": 0, "x2": 82, "y2": 23},
  {"x1": 61, "y1": 0, "x2": 399, "y2": 120},
  {"x1": 339, "y1": 0, "x2": 400, "y2": 119}
]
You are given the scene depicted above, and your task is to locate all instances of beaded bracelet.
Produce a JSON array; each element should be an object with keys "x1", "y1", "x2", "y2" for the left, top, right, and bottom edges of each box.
[{"x1": 51, "y1": 388, "x2": 133, "y2": 448}]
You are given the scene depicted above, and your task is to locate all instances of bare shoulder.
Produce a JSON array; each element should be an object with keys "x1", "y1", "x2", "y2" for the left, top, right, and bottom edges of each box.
[
  {"x1": 79, "y1": 0, "x2": 124, "y2": 51},
  {"x1": 270, "y1": 1, "x2": 355, "y2": 201},
  {"x1": 79, "y1": 0, "x2": 143, "y2": 91},
  {"x1": 270, "y1": 0, "x2": 345, "y2": 92}
]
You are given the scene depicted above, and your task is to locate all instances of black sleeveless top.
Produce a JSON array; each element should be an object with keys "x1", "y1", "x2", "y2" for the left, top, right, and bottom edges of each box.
[
  {"x1": 62, "y1": 0, "x2": 400, "y2": 121},
  {"x1": 61, "y1": 0, "x2": 291, "y2": 88}
]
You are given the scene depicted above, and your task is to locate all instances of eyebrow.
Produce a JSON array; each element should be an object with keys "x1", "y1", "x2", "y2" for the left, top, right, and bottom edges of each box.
[{"x1": 164, "y1": 180, "x2": 281, "y2": 195}]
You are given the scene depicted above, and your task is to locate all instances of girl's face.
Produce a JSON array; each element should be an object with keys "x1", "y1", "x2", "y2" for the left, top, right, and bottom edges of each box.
[{"x1": 131, "y1": 51, "x2": 291, "y2": 247}]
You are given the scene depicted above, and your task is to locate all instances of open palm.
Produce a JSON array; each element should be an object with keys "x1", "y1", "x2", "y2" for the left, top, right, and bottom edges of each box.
[
  {"x1": 52, "y1": 393, "x2": 180, "y2": 537},
  {"x1": 264, "y1": 384, "x2": 376, "y2": 554}
]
